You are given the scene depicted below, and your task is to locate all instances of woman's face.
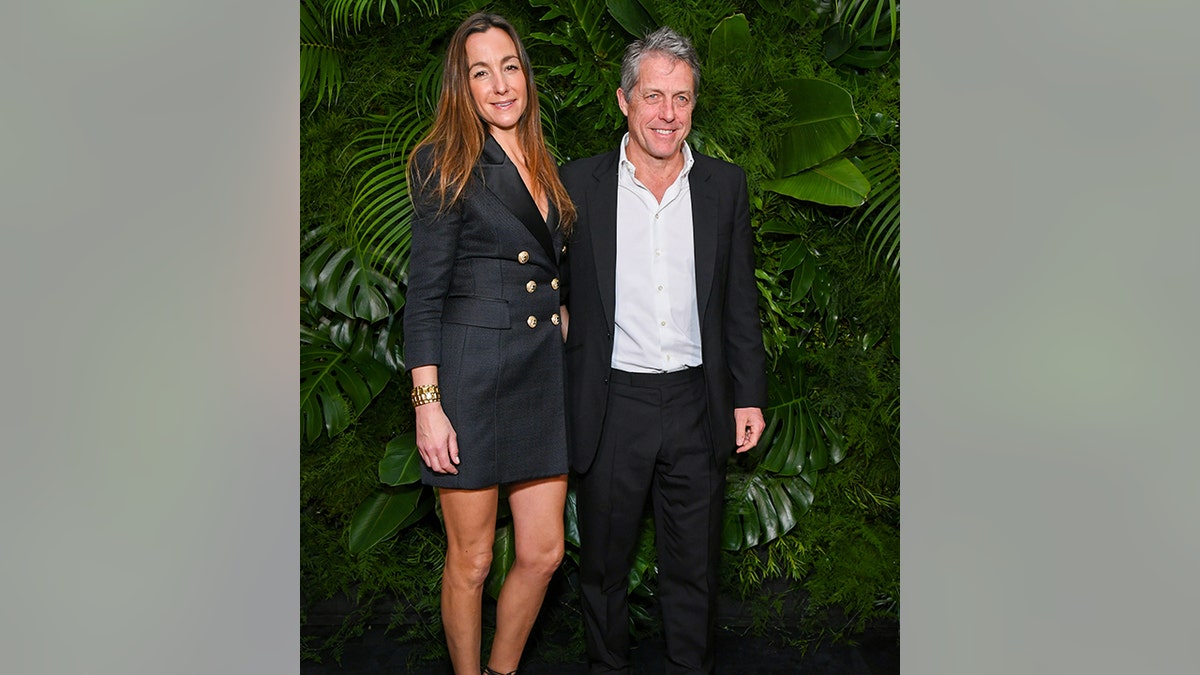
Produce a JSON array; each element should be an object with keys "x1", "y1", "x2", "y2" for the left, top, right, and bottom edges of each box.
[{"x1": 465, "y1": 28, "x2": 527, "y2": 134}]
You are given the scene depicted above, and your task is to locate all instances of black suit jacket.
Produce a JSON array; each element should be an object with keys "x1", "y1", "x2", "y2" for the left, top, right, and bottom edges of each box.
[
  {"x1": 560, "y1": 148, "x2": 768, "y2": 474},
  {"x1": 403, "y1": 135, "x2": 569, "y2": 487}
]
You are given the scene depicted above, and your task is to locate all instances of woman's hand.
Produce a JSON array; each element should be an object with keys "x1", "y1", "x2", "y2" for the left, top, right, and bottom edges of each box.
[{"x1": 415, "y1": 402, "x2": 460, "y2": 474}]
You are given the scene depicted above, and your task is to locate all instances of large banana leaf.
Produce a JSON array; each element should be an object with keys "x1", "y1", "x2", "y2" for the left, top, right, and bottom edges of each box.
[
  {"x1": 300, "y1": 325, "x2": 393, "y2": 443},
  {"x1": 347, "y1": 485, "x2": 427, "y2": 554},
  {"x1": 774, "y1": 78, "x2": 862, "y2": 177},
  {"x1": 605, "y1": 0, "x2": 663, "y2": 38},
  {"x1": 708, "y1": 13, "x2": 751, "y2": 67},
  {"x1": 762, "y1": 156, "x2": 869, "y2": 207}
]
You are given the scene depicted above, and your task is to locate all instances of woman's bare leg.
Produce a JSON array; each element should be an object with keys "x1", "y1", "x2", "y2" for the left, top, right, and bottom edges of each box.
[
  {"x1": 485, "y1": 475, "x2": 567, "y2": 673},
  {"x1": 438, "y1": 486, "x2": 500, "y2": 675}
]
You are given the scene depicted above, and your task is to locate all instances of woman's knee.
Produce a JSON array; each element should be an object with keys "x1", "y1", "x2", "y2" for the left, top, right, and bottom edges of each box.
[
  {"x1": 445, "y1": 548, "x2": 493, "y2": 586},
  {"x1": 516, "y1": 539, "x2": 564, "y2": 578}
]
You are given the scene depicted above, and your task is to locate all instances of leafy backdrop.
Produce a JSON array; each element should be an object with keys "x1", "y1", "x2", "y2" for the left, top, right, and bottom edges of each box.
[{"x1": 301, "y1": 0, "x2": 898, "y2": 664}]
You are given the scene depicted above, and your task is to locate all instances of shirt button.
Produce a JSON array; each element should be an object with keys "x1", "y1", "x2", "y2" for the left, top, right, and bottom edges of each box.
[
  {"x1": 660, "y1": 321, "x2": 666, "y2": 326},
  {"x1": 527, "y1": 315, "x2": 538, "y2": 328},
  {"x1": 526, "y1": 280, "x2": 537, "y2": 293},
  {"x1": 657, "y1": 285, "x2": 663, "y2": 291},
  {"x1": 518, "y1": 251, "x2": 530, "y2": 264}
]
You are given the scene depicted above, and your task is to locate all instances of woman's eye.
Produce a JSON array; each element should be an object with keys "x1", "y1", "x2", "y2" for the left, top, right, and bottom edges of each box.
[{"x1": 472, "y1": 70, "x2": 486, "y2": 78}]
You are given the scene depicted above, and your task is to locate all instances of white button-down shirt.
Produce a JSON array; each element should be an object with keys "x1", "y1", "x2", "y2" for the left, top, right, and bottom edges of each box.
[{"x1": 611, "y1": 134, "x2": 703, "y2": 373}]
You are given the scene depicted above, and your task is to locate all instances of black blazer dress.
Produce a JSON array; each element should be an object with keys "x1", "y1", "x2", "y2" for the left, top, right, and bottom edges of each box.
[{"x1": 403, "y1": 135, "x2": 568, "y2": 489}]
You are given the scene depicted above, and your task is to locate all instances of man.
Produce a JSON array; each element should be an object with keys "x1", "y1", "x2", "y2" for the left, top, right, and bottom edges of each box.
[{"x1": 559, "y1": 26, "x2": 768, "y2": 674}]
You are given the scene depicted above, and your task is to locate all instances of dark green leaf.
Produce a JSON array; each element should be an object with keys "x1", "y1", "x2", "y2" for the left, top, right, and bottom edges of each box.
[
  {"x1": 709, "y1": 14, "x2": 750, "y2": 67},
  {"x1": 484, "y1": 522, "x2": 516, "y2": 600},
  {"x1": 347, "y1": 486, "x2": 423, "y2": 554},
  {"x1": 379, "y1": 431, "x2": 422, "y2": 485}
]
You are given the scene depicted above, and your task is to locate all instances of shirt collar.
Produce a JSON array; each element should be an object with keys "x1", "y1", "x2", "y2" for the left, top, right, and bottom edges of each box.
[{"x1": 618, "y1": 132, "x2": 694, "y2": 183}]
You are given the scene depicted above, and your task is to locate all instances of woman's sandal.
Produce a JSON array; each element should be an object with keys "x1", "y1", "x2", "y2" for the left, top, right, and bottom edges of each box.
[{"x1": 482, "y1": 667, "x2": 516, "y2": 675}]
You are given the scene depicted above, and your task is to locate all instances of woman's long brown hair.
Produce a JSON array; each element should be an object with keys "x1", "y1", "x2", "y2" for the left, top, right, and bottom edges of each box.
[{"x1": 406, "y1": 13, "x2": 576, "y2": 235}]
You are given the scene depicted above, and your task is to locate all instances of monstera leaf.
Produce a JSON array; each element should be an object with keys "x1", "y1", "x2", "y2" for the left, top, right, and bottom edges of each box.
[
  {"x1": 301, "y1": 241, "x2": 403, "y2": 322},
  {"x1": 722, "y1": 472, "x2": 817, "y2": 550},
  {"x1": 300, "y1": 325, "x2": 393, "y2": 443},
  {"x1": 757, "y1": 360, "x2": 847, "y2": 475}
]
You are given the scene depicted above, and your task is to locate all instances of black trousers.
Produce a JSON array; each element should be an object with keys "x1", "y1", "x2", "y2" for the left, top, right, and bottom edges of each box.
[{"x1": 578, "y1": 367, "x2": 725, "y2": 675}]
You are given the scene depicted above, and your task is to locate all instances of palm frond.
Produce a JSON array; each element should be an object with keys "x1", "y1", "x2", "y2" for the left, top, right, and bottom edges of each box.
[
  {"x1": 301, "y1": 0, "x2": 345, "y2": 106},
  {"x1": 850, "y1": 140, "x2": 899, "y2": 276}
]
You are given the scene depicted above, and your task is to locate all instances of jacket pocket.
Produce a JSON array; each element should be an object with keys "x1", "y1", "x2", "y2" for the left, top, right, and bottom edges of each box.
[{"x1": 442, "y1": 296, "x2": 511, "y2": 329}]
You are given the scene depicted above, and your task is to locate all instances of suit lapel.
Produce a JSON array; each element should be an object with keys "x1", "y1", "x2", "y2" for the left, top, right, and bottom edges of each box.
[
  {"x1": 690, "y1": 157, "x2": 718, "y2": 323},
  {"x1": 477, "y1": 135, "x2": 556, "y2": 261},
  {"x1": 589, "y1": 151, "x2": 620, "y2": 332}
]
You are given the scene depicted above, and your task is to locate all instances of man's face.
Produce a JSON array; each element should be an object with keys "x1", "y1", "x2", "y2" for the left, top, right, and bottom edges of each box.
[{"x1": 617, "y1": 54, "x2": 695, "y2": 165}]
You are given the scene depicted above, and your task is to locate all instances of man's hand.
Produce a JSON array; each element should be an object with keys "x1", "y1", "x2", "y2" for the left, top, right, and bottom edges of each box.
[{"x1": 733, "y1": 407, "x2": 766, "y2": 454}]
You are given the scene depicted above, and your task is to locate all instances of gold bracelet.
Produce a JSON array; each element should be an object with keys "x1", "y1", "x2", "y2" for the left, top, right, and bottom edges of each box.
[{"x1": 411, "y1": 384, "x2": 441, "y2": 407}]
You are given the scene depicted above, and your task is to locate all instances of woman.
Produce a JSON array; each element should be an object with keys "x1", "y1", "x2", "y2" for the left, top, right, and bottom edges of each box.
[{"x1": 402, "y1": 12, "x2": 576, "y2": 675}]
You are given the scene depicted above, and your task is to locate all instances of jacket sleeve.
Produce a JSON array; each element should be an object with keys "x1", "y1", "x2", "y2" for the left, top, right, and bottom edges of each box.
[
  {"x1": 723, "y1": 166, "x2": 769, "y2": 409},
  {"x1": 402, "y1": 154, "x2": 465, "y2": 369}
]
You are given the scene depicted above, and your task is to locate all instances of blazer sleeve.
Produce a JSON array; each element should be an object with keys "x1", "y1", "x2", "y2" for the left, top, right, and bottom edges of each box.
[
  {"x1": 403, "y1": 153, "x2": 465, "y2": 369},
  {"x1": 723, "y1": 166, "x2": 769, "y2": 409}
]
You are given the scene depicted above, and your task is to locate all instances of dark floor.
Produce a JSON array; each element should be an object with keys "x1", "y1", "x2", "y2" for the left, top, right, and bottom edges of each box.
[{"x1": 301, "y1": 622, "x2": 899, "y2": 674}]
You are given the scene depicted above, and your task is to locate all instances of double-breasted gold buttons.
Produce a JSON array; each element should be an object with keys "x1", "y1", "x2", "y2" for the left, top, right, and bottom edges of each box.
[
  {"x1": 526, "y1": 280, "x2": 537, "y2": 293},
  {"x1": 550, "y1": 277, "x2": 560, "y2": 290},
  {"x1": 551, "y1": 313, "x2": 561, "y2": 326},
  {"x1": 517, "y1": 251, "x2": 530, "y2": 264},
  {"x1": 526, "y1": 315, "x2": 538, "y2": 328}
]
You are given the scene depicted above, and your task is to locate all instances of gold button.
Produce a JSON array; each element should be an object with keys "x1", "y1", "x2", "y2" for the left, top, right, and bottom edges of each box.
[
  {"x1": 526, "y1": 280, "x2": 537, "y2": 293},
  {"x1": 526, "y1": 315, "x2": 538, "y2": 328},
  {"x1": 561, "y1": 244, "x2": 567, "y2": 253},
  {"x1": 518, "y1": 251, "x2": 530, "y2": 264},
  {"x1": 551, "y1": 313, "x2": 561, "y2": 326},
  {"x1": 550, "y1": 277, "x2": 560, "y2": 290}
]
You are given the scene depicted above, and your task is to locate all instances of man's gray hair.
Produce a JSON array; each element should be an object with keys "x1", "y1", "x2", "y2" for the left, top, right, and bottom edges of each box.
[{"x1": 619, "y1": 26, "x2": 701, "y2": 101}]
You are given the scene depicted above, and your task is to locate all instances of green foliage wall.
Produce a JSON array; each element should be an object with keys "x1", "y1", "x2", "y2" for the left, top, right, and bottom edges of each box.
[{"x1": 301, "y1": 0, "x2": 898, "y2": 663}]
